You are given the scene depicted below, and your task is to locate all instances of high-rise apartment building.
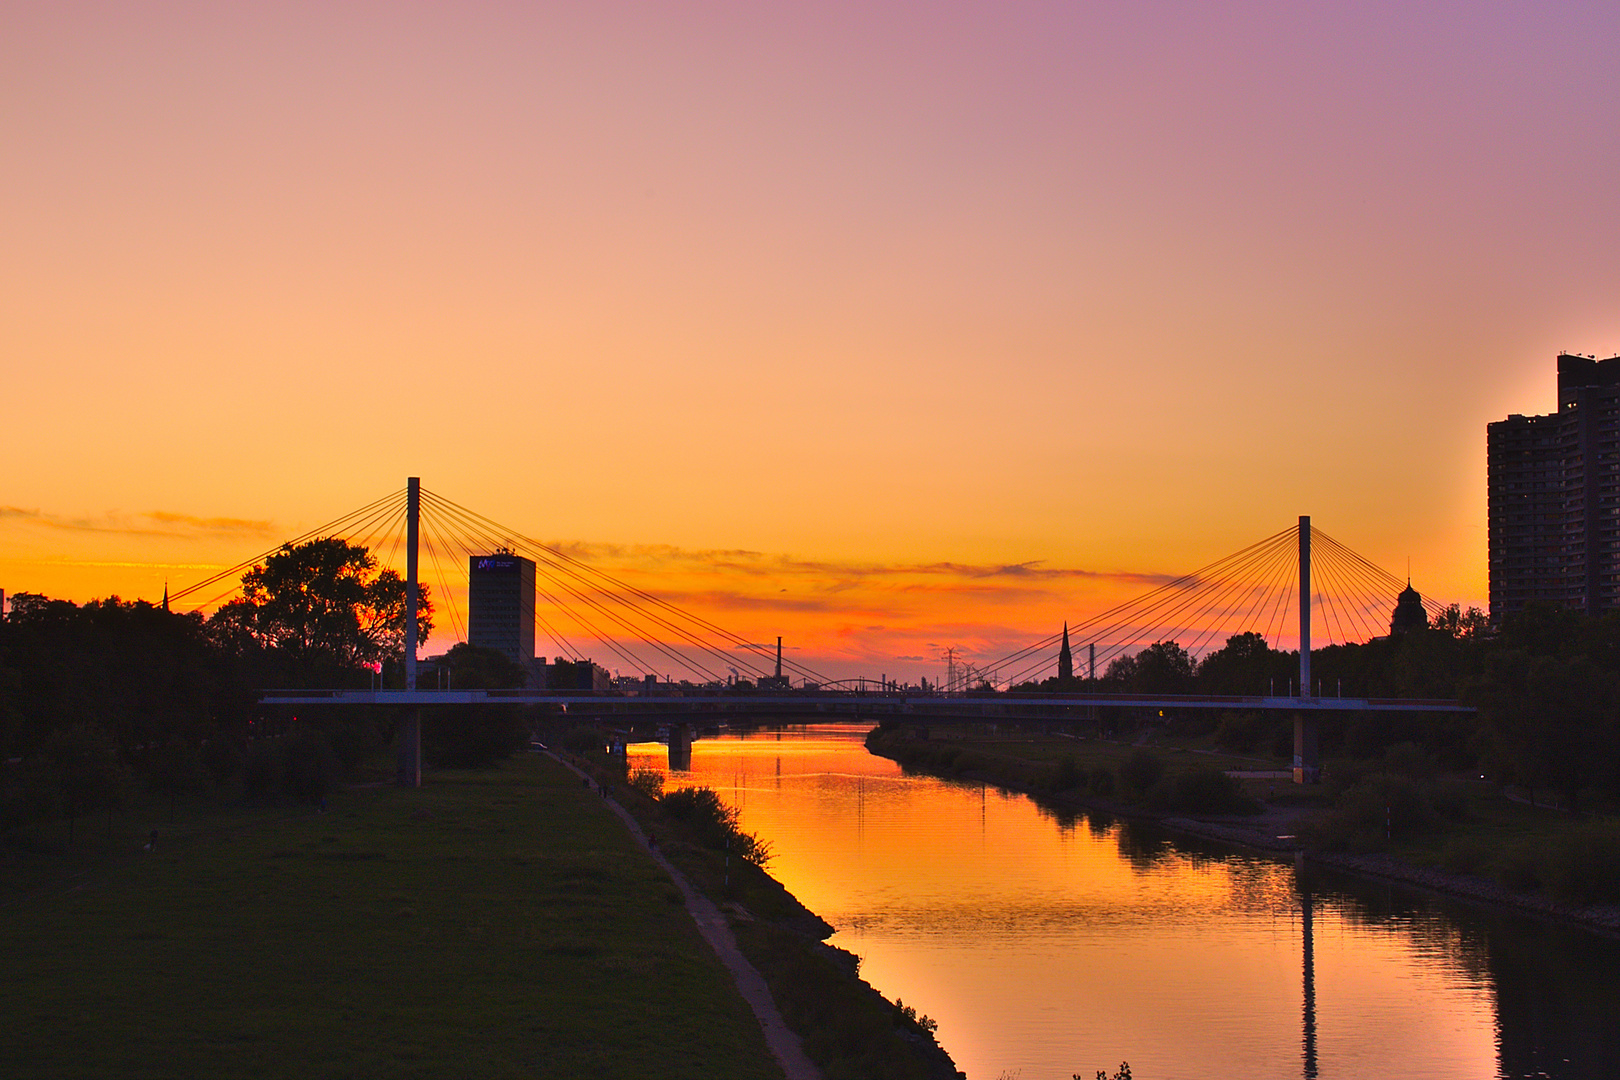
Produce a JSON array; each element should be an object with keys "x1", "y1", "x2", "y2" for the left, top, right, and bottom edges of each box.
[
  {"x1": 1488, "y1": 353, "x2": 1620, "y2": 622},
  {"x1": 468, "y1": 551, "x2": 536, "y2": 665}
]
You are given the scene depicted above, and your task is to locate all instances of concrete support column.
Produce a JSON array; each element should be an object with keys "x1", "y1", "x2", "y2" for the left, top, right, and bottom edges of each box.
[
  {"x1": 668, "y1": 723, "x2": 693, "y2": 772},
  {"x1": 398, "y1": 477, "x2": 422, "y2": 789},
  {"x1": 1293, "y1": 710, "x2": 1319, "y2": 785},
  {"x1": 397, "y1": 708, "x2": 421, "y2": 787}
]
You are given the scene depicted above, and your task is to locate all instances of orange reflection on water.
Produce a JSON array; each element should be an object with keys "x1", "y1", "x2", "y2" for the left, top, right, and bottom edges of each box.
[{"x1": 629, "y1": 726, "x2": 1501, "y2": 1080}]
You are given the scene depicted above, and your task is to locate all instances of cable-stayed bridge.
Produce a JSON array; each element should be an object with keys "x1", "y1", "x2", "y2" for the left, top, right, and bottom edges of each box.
[{"x1": 170, "y1": 479, "x2": 1471, "y2": 784}]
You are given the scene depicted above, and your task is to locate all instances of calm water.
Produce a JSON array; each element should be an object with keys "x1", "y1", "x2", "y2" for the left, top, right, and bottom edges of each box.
[{"x1": 627, "y1": 725, "x2": 1620, "y2": 1080}]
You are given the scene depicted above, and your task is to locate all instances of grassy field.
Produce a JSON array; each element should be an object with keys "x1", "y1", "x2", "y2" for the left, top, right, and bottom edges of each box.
[{"x1": 1, "y1": 754, "x2": 783, "y2": 1080}]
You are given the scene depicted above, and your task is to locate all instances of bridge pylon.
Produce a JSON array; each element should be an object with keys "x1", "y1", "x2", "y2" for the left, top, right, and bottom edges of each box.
[
  {"x1": 1294, "y1": 515, "x2": 1319, "y2": 784},
  {"x1": 397, "y1": 477, "x2": 422, "y2": 787}
]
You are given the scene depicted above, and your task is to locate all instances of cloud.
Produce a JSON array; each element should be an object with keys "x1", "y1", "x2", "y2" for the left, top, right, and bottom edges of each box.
[
  {"x1": 0, "y1": 506, "x2": 276, "y2": 538},
  {"x1": 528, "y1": 537, "x2": 1178, "y2": 591},
  {"x1": 143, "y1": 511, "x2": 276, "y2": 534}
]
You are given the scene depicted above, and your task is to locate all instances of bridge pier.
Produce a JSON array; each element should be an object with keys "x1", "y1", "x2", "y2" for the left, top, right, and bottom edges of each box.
[
  {"x1": 1292, "y1": 711, "x2": 1319, "y2": 785},
  {"x1": 1293, "y1": 517, "x2": 1320, "y2": 784},
  {"x1": 397, "y1": 708, "x2": 422, "y2": 787},
  {"x1": 668, "y1": 723, "x2": 693, "y2": 771}
]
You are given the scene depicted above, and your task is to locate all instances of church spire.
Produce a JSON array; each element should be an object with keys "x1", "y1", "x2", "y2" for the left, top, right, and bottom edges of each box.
[{"x1": 1057, "y1": 622, "x2": 1074, "y2": 683}]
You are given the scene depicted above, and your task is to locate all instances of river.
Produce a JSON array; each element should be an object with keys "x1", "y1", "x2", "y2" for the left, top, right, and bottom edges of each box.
[{"x1": 626, "y1": 724, "x2": 1620, "y2": 1080}]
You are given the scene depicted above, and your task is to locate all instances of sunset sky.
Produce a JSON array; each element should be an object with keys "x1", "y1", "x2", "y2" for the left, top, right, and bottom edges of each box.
[{"x1": 5, "y1": 2, "x2": 1619, "y2": 682}]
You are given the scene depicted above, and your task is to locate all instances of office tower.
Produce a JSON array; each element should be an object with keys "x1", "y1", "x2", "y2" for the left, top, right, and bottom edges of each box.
[
  {"x1": 1488, "y1": 353, "x2": 1620, "y2": 622},
  {"x1": 468, "y1": 551, "x2": 535, "y2": 665}
]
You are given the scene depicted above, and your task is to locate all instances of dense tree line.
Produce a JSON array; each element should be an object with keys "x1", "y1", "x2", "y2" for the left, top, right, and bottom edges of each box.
[
  {"x1": 1016, "y1": 604, "x2": 1620, "y2": 811},
  {"x1": 1, "y1": 539, "x2": 532, "y2": 836}
]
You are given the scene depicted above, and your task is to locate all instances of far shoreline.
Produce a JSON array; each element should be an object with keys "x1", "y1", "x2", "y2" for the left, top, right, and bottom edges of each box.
[{"x1": 862, "y1": 727, "x2": 1620, "y2": 941}]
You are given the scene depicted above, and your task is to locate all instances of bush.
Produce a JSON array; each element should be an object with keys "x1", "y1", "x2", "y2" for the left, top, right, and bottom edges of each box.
[
  {"x1": 661, "y1": 785, "x2": 773, "y2": 867},
  {"x1": 559, "y1": 726, "x2": 604, "y2": 755},
  {"x1": 1438, "y1": 837, "x2": 1493, "y2": 876},
  {"x1": 283, "y1": 730, "x2": 339, "y2": 802},
  {"x1": 1051, "y1": 754, "x2": 1082, "y2": 792},
  {"x1": 243, "y1": 731, "x2": 339, "y2": 804},
  {"x1": 1214, "y1": 711, "x2": 1270, "y2": 754},
  {"x1": 1088, "y1": 767, "x2": 1116, "y2": 796},
  {"x1": 201, "y1": 734, "x2": 246, "y2": 787},
  {"x1": 628, "y1": 767, "x2": 664, "y2": 800},
  {"x1": 1166, "y1": 767, "x2": 1260, "y2": 814},
  {"x1": 950, "y1": 750, "x2": 990, "y2": 776},
  {"x1": 423, "y1": 704, "x2": 528, "y2": 768},
  {"x1": 1537, "y1": 819, "x2": 1620, "y2": 904},
  {"x1": 1382, "y1": 741, "x2": 1436, "y2": 780},
  {"x1": 1496, "y1": 841, "x2": 1543, "y2": 891},
  {"x1": 1120, "y1": 749, "x2": 1165, "y2": 794},
  {"x1": 1302, "y1": 772, "x2": 1439, "y2": 852}
]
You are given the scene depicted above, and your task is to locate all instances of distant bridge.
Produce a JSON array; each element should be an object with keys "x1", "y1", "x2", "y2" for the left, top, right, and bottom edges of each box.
[
  {"x1": 260, "y1": 688, "x2": 1471, "y2": 719},
  {"x1": 167, "y1": 477, "x2": 1471, "y2": 785}
]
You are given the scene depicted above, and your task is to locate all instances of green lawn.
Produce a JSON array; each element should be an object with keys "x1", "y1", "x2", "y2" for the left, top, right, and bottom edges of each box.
[{"x1": 2, "y1": 755, "x2": 782, "y2": 1080}]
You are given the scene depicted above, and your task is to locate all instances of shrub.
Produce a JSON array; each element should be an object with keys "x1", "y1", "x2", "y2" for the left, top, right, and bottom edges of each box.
[
  {"x1": 201, "y1": 734, "x2": 246, "y2": 787},
  {"x1": 628, "y1": 767, "x2": 665, "y2": 800},
  {"x1": 1166, "y1": 767, "x2": 1260, "y2": 814},
  {"x1": 1438, "y1": 837, "x2": 1493, "y2": 876},
  {"x1": 1382, "y1": 741, "x2": 1436, "y2": 780},
  {"x1": 1302, "y1": 772, "x2": 1439, "y2": 852},
  {"x1": 1214, "y1": 710, "x2": 1260, "y2": 752},
  {"x1": 1088, "y1": 767, "x2": 1116, "y2": 796},
  {"x1": 559, "y1": 725, "x2": 604, "y2": 755},
  {"x1": 951, "y1": 750, "x2": 990, "y2": 776},
  {"x1": 282, "y1": 730, "x2": 340, "y2": 802},
  {"x1": 423, "y1": 704, "x2": 528, "y2": 768},
  {"x1": 1496, "y1": 841, "x2": 1543, "y2": 891},
  {"x1": 661, "y1": 785, "x2": 773, "y2": 867},
  {"x1": 1537, "y1": 819, "x2": 1620, "y2": 904},
  {"x1": 1051, "y1": 754, "x2": 1082, "y2": 792},
  {"x1": 243, "y1": 731, "x2": 338, "y2": 804},
  {"x1": 1120, "y1": 749, "x2": 1165, "y2": 794}
]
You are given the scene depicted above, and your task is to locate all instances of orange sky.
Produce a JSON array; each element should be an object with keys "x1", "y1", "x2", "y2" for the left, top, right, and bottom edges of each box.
[{"x1": 5, "y1": 3, "x2": 1620, "y2": 682}]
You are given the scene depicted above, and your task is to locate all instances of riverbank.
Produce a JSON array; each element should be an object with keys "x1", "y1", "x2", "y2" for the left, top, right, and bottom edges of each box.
[
  {"x1": 865, "y1": 723, "x2": 1620, "y2": 939},
  {"x1": 1, "y1": 755, "x2": 797, "y2": 1079},
  {"x1": 562, "y1": 745, "x2": 964, "y2": 1080}
]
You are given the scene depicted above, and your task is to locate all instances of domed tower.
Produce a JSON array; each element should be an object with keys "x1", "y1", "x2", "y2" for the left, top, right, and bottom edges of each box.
[{"x1": 1390, "y1": 582, "x2": 1427, "y2": 635}]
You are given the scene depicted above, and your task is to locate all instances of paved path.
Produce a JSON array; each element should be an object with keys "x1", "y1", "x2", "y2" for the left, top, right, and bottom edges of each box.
[{"x1": 547, "y1": 753, "x2": 822, "y2": 1080}]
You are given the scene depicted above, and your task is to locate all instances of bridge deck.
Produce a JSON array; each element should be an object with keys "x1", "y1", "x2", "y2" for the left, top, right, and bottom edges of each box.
[{"x1": 258, "y1": 690, "x2": 1471, "y2": 713}]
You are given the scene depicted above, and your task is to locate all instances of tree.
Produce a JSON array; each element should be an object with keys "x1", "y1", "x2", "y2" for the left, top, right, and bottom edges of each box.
[
  {"x1": 1132, "y1": 640, "x2": 1195, "y2": 694},
  {"x1": 1197, "y1": 631, "x2": 1287, "y2": 695},
  {"x1": 1101, "y1": 654, "x2": 1137, "y2": 687},
  {"x1": 1475, "y1": 649, "x2": 1620, "y2": 811},
  {"x1": 210, "y1": 538, "x2": 432, "y2": 686},
  {"x1": 1430, "y1": 604, "x2": 1491, "y2": 640},
  {"x1": 39, "y1": 722, "x2": 132, "y2": 845},
  {"x1": 442, "y1": 642, "x2": 529, "y2": 689}
]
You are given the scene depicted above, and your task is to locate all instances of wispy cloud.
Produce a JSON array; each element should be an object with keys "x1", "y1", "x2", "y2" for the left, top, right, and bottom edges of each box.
[
  {"x1": 535, "y1": 538, "x2": 1177, "y2": 589},
  {"x1": 0, "y1": 506, "x2": 275, "y2": 538}
]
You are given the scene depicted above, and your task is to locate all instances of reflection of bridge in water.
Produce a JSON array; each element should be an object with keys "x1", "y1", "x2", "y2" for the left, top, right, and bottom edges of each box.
[{"x1": 169, "y1": 478, "x2": 1471, "y2": 787}]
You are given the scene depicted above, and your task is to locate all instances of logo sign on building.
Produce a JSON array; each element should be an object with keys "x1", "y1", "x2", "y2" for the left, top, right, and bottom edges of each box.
[{"x1": 474, "y1": 556, "x2": 521, "y2": 573}]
